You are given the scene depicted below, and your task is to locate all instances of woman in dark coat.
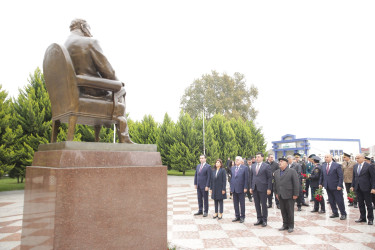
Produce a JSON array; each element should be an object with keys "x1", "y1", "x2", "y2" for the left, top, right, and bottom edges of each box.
[{"x1": 211, "y1": 159, "x2": 227, "y2": 219}]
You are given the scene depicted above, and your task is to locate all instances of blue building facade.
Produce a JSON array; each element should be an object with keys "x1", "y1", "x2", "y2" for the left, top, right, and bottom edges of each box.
[{"x1": 272, "y1": 134, "x2": 361, "y2": 159}]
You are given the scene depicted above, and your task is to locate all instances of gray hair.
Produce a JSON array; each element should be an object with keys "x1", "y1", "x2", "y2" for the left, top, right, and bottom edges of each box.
[
  {"x1": 286, "y1": 155, "x2": 294, "y2": 160},
  {"x1": 235, "y1": 156, "x2": 242, "y2": 161}
]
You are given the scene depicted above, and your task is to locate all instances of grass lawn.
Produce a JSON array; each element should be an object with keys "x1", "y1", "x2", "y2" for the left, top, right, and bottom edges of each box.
[
  {"x1": 0, "y1": 177, "x2": 25, "y2": 192},
  {"x1": 167, "y1": 169, "x2": 196, "y2": 176}
]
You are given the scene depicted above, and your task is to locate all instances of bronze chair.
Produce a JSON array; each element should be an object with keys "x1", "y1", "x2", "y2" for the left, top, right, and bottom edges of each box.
[{"x1": 43, "y1": 43, "x2": 123, "y2": 143}]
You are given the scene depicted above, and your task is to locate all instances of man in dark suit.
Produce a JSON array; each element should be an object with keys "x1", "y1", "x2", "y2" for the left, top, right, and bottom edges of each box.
[
  {"x1": 230, "y1": 156, "x2": 249, "y2": 223},
  {"x1": 250, "y1": 152, "x2": 272, "y2": 227},
  {"x1": 266, "y1": 154, "x2": 279, "y2": 208},
  {"x1": 351, "y1": 154, "x2": 375, "y2": 225},
  {"x1": 287, "y1": 155, "x2": 308, "y2": 211},
  {"x1": 274, "y1": 157, "x2": 299, "y2": 233},
  {"x1": 64, "y1": 19, "x2": 132, "y2": 143},
  {"x1": 194, "y1": 155, "x2": 211, "y2": 217},
  {"x1": 319, "y1": 154, "x2": 347, "y2": 220}
]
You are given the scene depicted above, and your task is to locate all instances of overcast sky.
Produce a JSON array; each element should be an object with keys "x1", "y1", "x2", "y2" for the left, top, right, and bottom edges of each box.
[{"x1": 1, "y1": 0, "x2": 374, "y2": 150}]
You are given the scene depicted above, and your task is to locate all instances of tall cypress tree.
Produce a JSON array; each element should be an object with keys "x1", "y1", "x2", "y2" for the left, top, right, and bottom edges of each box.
[
  {"x1": 170, "y1": 112, "x2": 200, "y2": 175},
  {"x1": 8, "y1": 68, "x2": 51, "y2": 182},
  {"x1": 157, "y1": 113, "x2": 175, "y2": 169},
  {"x1": 0, "y1": 85, "x2": 12, "y2": 177},
  {"x1": 129, "y1": 115, "x2": 159, "y2": 144}
]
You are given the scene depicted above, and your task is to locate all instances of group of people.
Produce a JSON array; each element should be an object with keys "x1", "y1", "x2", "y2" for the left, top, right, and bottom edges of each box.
[{"x1": 193, "y1": 152, "x2": 375, "y2": 234}]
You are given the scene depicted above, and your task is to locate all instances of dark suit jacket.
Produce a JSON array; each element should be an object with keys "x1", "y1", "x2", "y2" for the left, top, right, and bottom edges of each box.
[
  {"x1": 274, "y1": 168, "x2": 299, "y2": 199},
  {"x1": 351, "y1": 162, "x2": 375, "y2": 192},
  {"x1": 319, "y1": 161, "x2": 343, "y2": 190},
  {"x1": 194, "y1": 163, "x2": 211, "y2": 189},
  {"x1": 210, "y1": 168, "x2": 227, "y2": 200},
  {"x1": 230, "y1": 164, "x2": 249, "y2": 193},
  {"x1": 249, "y1": 162, "x2": 272, "y2": 192}
]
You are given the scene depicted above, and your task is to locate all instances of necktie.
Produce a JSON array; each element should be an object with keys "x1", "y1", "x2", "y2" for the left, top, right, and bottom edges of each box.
[
  {"x1": 235, "y1": 166, "x2": 239, "y2": 176},
  {"x1": 357, "y1": 164, "x2": 362, "y2": 175},
  {"x1": 256, "y1": 163, "x2": 260, "y2": 175},
  {"x1": 326, "y1": 163, "x2": 330, "y2": 174},
  {"x1": 199, "y1": 163, "x2": 204, "y2": 173}
]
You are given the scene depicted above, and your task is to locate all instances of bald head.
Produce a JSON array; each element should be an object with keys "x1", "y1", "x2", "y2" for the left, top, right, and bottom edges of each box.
[
  {"x1": 324, "y1": 154, "x2": 332, "y2": 163},
  {"x1": 355, "y1": 154, "x2": 365, "y2": 164}
]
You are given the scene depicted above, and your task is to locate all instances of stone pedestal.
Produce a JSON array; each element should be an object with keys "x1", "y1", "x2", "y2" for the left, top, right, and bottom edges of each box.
[{"x1": 20, "y1": 142, "x2": 167, "y2": 250}]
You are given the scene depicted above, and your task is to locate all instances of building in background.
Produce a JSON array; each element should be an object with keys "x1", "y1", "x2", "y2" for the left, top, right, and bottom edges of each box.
[{"x1": 272, "y1": 134, "x2": 361, "y2": 161}]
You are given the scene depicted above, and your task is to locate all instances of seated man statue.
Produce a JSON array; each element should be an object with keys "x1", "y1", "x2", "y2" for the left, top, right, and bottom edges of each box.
[{"x1": 65, "y1": 18, "x2": 133, "y2": 143}]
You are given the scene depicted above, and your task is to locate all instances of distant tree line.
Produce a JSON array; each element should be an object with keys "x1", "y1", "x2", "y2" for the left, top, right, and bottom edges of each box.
[{"x1": 0, "y1": 69, "x2": 267, "y2": 180}]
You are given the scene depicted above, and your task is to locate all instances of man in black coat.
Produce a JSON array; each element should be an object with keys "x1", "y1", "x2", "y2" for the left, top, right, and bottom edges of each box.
[
  {"x1": 351, "y1": 154, "x2": 375, "y2": 225},
  {"x1": 274, "y1": 157, "x2": 299, "y2": 233},
  {"x1": 266, "y1": 154, "x2": 279, "y2": 208},
  {"x1": 250, "y1": 152, "x2": 272, "y2": 227}
]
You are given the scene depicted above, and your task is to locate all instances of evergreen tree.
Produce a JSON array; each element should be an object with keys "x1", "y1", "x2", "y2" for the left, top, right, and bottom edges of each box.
[
  {"x1": 8, "y1": 69, "x2": 51, "y2": 182},
  {"x1": 157, "y1": 113, "x2": 175, "y2": 169},
  {"x1": 129, "y1": 115, "x2": 159, "y2": 144},
  {"x1": 0, "y1": 85, "x2": 11, "y2": 177},
  {"x1": 170, "y1": 112, "x2": 200, "y2": 175},
  {"x1": 205, "y1": 114, "x2": 238, "y2": 164}
]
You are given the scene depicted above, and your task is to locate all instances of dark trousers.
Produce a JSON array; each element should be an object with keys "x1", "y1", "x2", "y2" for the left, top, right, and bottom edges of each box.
[
  {"x1": 311, "y1": 186, "x2": 325, "y2": 211},
  {"x1": 372, "y1": 193, "x2": 375, "y2": 207},
  {"x1": 326, "y1": 189, "x2": 346, "y2": 216},
  {"x1": 279, "y1": 197, "x2": 295, "y2": 229},
  {"x1": 268, "y1": 186, "x2": 279, "y2": 205},
  {"x1": 197, "y1": 188, "x2": 208, "y2": 213},
  {"x1": 296, "y1": 187, "x2": 305, "y2": 207},
  {"x1": 246, "y1": 190, "x2": 252, "y2": 200},
  {"x1": 357, "y1": 187, "x2": 374, "y2": 221},
  {"x1": 253, "y1": 187, "x2": 268, "y2": 222},
  {"x1": 214, "y1": 199, "x2": 224, "y2": 213},
  {"x1": 305, "y1": 179, "x2": 310, "y2": 197},
  {"x1": 345, "y1": 182, "x2": 357, "y2": 204},
  {"x1": 233, "y1": 192, "x2": 245, "y2": 219}
]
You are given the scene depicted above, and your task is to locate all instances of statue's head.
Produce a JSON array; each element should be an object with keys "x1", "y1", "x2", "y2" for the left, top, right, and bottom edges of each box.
[{"x1": 69, "y1": 19, "x2": 92, "y2": 37}]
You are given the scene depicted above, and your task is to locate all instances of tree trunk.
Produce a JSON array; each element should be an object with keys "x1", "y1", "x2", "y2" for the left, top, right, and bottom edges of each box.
[
  {"x1": 17, "y1": 176, "x2": 20, "y2": 183},
  {"x1": 183, "y1": 171, "x2": 185, "y2": 176}
]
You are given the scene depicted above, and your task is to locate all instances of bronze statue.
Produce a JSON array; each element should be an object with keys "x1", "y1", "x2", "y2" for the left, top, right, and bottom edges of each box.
[{"x1": 43, "y1": 19, "x2": 133, "y2": 143}]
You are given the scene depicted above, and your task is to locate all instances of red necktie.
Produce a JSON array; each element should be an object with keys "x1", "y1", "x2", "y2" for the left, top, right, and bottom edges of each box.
[{"x1": 199, "y1": 163, "x2": 204, "y2": 173}]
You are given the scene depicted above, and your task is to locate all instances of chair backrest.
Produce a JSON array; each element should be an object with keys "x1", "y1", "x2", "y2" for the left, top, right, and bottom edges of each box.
[{"x1": 43, "y1": 43, "x2": 79, "y2": 119}]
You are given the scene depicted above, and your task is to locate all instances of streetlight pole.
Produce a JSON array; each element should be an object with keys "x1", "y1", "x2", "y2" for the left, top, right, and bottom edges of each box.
[{"x1": 203, "y1": 109, "x2": 205, "y2": 155}]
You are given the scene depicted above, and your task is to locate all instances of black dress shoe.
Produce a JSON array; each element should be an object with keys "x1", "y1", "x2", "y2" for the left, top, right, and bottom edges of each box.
[
  {"x1": 355, "y1": 219, "x2": 367, "y2": 223},
  {"x1": 318, "y1": 210, "x2": 326, "y2": 214},
  {"x1": 297, "y1": 207, "x2": 301, "y2": 211},
  {"x1": 232, "y1": 218, "x2": 240, "y2": 222},
  {"x1": 340, "y1": 215, "x2": 347, "y2": 220},
  {"x1": 278, "y1": 226, "x2": 288, "y2": 231},
  {"x1": 310, "y1": 210, "x2": 318, "y2": 213},
  {"x1": 329, "y1": 214, "x2": 339, "y2": 218},
  {"x1": 302, "y1": 203, "x2": 309, "y2": 207},
  {"x1": 310, "y1": 199, "x2": 314, "y2": 202},
  {"x1": 288, "y1": 228, "x2": 294, "y2": 233},
  {"x1": 354, "y1": 203, "x2": 358, "y2": 208},
  {"x1": 249, "y1": 198, "x2": 253, "y2": 202},
  {"x1": 194, "y1": 212, "x2": 203, "y2": 216},
  {"x1": 277, "y1": 204, "x2": 280, "y2": 209},
  {"x1": 254, "y1": 220, "x2": 263, "y2": 226},
  {"x1": 368, "y1": 220, "x2": 373, "y2": 225},
  {"x1": 348, "y1": 203, "x2": 353, "y2": 206},
  {"x1": 267, "y1": 204, "x2": 272, "y2": 208},
  {"x1": 203, "y1": 213, "x2": 208, "y2": 217},
  {"x1": 262, "y1": 222, "x2": 267, "y2": 227},
  {"x1": 240, "y1": 218, "x2": 245, "y2": 223}
]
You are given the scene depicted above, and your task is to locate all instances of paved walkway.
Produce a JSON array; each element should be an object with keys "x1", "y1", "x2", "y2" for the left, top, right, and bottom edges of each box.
[{"x1": 1, "y1": 176, "x2": 375, "y2": 249}]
